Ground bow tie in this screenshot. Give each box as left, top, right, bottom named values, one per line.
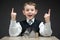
left=28, top=20, right=33, bottom=25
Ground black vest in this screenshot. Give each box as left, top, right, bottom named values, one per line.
left=19, top=19, right=41, bottom=36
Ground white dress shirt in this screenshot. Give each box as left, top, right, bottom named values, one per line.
left=9, top=18, right=52, bottom=37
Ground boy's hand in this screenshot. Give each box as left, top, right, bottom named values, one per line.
left=44, top=9, right=51, bottom=23
left=11, top=8, right=17, bottom=21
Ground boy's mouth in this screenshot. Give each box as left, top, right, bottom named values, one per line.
left=28, top=15, right=32, bottom=17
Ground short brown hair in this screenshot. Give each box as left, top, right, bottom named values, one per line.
left=23, top=2, right=37, bottom=10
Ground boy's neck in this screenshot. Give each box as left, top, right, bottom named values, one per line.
left=26, top=18, right=35, bottom=23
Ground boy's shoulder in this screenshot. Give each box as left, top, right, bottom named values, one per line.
left=20, top=19, right=41, bottom=23
left=17, top=19, right=41, bottom=23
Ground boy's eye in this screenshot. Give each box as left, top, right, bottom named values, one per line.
left=26, top=9, right=34, bottom=11
left=31, top=9, right=34, bottom=11
left=26, top=9, right=29, bottom=11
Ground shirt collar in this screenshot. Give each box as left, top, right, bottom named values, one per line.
left=26, top=18, right=35, bottom=23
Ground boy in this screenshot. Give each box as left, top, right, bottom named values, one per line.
left=9, top=2, right=52, bottom=37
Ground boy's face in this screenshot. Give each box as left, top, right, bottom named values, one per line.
left=23, top=5, right=38, bottom=20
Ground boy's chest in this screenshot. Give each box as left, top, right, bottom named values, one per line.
left=20, top=20, right=40, bottom=32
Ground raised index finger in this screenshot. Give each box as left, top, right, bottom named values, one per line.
left=11, top=8, right=14, bottom=13
left=48, top=9, right=51, bottom=15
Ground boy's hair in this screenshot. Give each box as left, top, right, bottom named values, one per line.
left=23, top=2, right=37, bottom=10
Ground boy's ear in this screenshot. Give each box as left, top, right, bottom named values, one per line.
left=22, top=10, right=25, bottom=15
left=35, top=9, right=38, bottom=14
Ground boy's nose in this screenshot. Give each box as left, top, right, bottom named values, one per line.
left=29, top=10, right=32, bottom=13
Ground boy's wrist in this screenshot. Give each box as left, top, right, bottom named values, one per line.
left=44, top=18, right=50, bottom=23
left=11, top=18, right=16, bottom=22
left=11, top=16, right=16, bottom=21
left=11, top=19, right=16, bottom=21
left=45, top=20, right=50, bottom=23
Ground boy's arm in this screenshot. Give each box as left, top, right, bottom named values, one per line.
left=39, top=22, right=52, bottom=36
left=9, top=8, right=22, bottom=36
left=39, top=9, right=52, bottom=36
left=9, top=20, right=22, bottom=36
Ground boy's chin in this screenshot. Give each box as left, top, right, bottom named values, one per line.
left=28, top=17, right=33, bottom=20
